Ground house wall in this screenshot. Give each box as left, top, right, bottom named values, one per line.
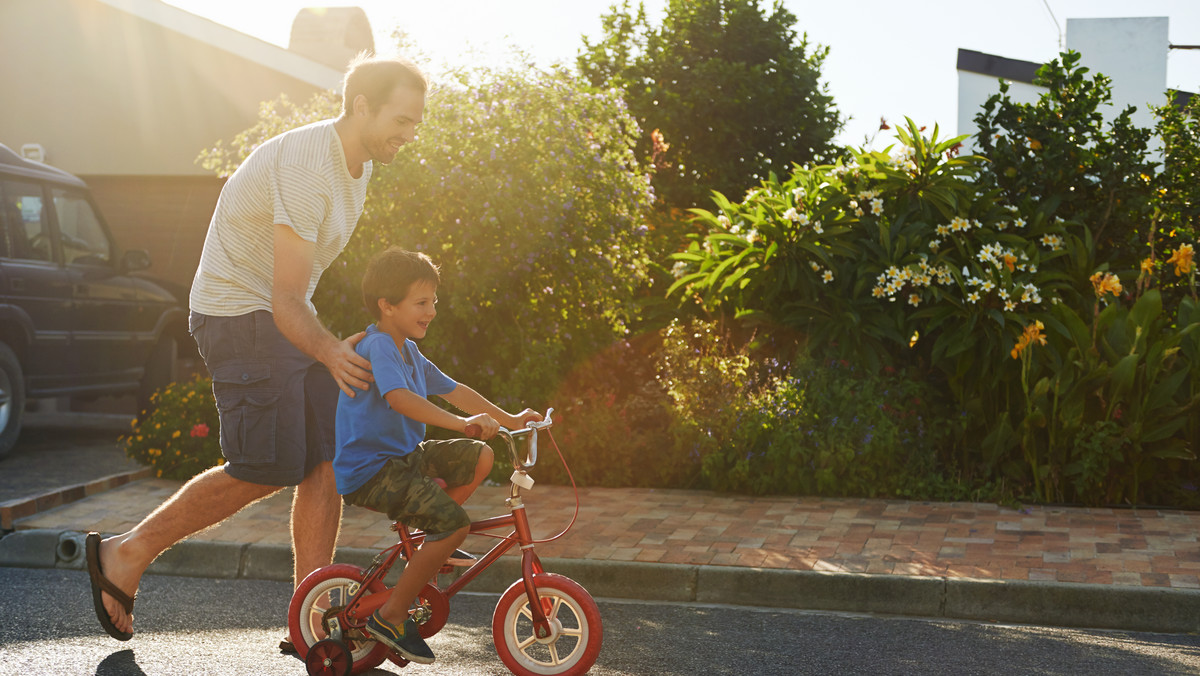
left=1066, top=17, right=1170, bottom=132
left=83, top=175, right=224, bottom=289
left=0, top=0, right=337, bottom=177
left=956, top=71, right=1044, bottom=154
left=0, top=0, right=345, bottom=293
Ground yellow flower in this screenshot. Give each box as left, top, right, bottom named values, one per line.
left=172, top=430, right=181, bottom=439
left=1166, top=244, right=1195, bottom=277
left=1011, top=320, right=1047, bottom=359
left=1140, top=257, right=1154, bottom=274
left=1089, top=271, right=1122, bottom=298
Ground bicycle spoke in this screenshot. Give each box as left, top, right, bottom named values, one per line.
left=517, top=634, right=538, bottom=651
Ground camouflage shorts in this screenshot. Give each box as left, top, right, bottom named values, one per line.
left=343, top=438, right=486, bottom=540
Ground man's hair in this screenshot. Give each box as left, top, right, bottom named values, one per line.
left=361, top=247, right=440, bottom=320
left=342, top=53, right=428, bottom=115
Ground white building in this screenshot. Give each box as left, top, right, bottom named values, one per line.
left=956, top=17, right=1191, bottom=154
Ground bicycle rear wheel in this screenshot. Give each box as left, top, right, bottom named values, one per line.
left=289, top=564, right=389, bottom=675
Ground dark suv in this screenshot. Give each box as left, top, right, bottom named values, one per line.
left=0, top=143, right=189, bottom=457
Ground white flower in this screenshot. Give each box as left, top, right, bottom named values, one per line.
left=1014, top=217, right=1027, bottom=228
left=937, top=224, right=950, bottom=236
left=671, top=261, right=688, bottom=279
left=797, top=212, right=811, bottom=226
left=783, top=208, right=799, bottom=222
left=792, top=186, right=806, bottom=201
left=1004, top=300, right=1016, bottom=311
left=967, top=292, right=980, bottom=303
left=908, top=293, right=921, bottom=307
left=929, top=239, right=941, bottom=252
left=871, top=198, right=884, bottom=215
left=950, top=216, right=970, bottom=232
left=812, top=222, right=824, bottom=234
left=717, top=214, right=731, bottom=229
left=822, top=270, right=834, bottom=283
left=811, top=261, right=822, bottom=272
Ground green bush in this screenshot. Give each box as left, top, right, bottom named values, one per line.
left=702, top=357, right=961, bottom=497
left=123, top=376, right=222, bottom=480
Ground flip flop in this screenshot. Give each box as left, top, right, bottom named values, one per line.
left=85, top=532, right=135, bottom=641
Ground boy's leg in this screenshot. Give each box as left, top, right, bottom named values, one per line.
left=377, top=526, right=468, bottom=626
left=442, top=445, right=493, bottom=505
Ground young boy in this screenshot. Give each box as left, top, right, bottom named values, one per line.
left=333, top=247, right=540, bottom=665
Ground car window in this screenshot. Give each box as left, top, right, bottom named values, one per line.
left=52, top=188, right=111, bottom=265
left=0, top=180, right=53, bottom=262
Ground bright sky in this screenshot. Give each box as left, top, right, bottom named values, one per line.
left=164, top=0, right=1200, bottom=147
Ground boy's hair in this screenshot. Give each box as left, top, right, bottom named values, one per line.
left=362, top=247, right=440, bottom=320
left=342, top=53, right=428, bottom=115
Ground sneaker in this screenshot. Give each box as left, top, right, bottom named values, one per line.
left=447, top=548, right=476, bottom=566
left=366, top=611, right=435, bottom=665
left=278, top=633, right=296, bottom=654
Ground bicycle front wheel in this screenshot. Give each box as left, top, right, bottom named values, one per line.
left=492, top=573, right=603, bottom=676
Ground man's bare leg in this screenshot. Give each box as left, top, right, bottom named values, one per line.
left=291, top=460, right=342, bottom=586
left=97, top=466, right=279, bottom=635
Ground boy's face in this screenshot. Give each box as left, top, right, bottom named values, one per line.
left=378, top=280, right=438, bottom=341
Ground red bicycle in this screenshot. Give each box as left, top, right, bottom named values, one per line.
left=287, top=409, right=603, bottom=676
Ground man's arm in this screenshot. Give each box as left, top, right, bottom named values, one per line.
left=272, top=223, right=372, bottom=396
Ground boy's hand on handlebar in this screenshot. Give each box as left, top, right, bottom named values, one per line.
left=510, top=409, right=543, bottom=429
left=464, top=413, right=499, bottom=440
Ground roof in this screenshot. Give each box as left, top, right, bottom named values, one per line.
left=94, top=0, right=343, bottom=90
left=956, top=47, right=1194, bottom=108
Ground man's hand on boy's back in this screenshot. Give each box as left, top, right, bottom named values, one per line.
left=324, top=331, right=374, bottom=397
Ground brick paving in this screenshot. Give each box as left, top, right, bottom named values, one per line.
left=13, top=478, right=1200, bottom=589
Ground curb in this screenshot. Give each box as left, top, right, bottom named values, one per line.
left=0, top=468, right=153, bottom=531
left=4, top=528, right=1199, bottom=634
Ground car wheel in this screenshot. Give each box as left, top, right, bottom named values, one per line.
left=0, top=341, right=25, bottom=459
left=138, top=336, right=178, bottom=418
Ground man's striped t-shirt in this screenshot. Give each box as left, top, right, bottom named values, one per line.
left=189, top=119, right=372, bottom=317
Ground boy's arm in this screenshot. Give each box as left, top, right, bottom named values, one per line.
left=384, top=388, right=499, bottom=437
left=440, top=384, right=542, bottom=430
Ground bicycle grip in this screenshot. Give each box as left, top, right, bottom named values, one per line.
left=464, top=424, right=482, bottom=439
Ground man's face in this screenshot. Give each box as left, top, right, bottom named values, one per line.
left=361, top=85, right=425, bottom=164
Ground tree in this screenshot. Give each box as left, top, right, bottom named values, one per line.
left=199, top=63, right=654, bottom=408
left=578, top=0, right=842, bottom=209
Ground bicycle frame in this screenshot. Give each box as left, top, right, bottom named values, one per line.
left=333, top=413, right=557, bottom=640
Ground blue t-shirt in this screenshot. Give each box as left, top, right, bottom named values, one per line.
left=334, top=324, right=457, bottom=495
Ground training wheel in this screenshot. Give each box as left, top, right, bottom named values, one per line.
left=306, top=638, right=353, bottom=676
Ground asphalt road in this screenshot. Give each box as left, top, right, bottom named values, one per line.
left=3, top=568, right=1200, bottom=676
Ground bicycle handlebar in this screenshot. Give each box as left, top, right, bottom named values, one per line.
left=498, top=408, right=554, bottom=469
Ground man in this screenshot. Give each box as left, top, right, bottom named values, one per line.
left=85, top=54, right=427, bottom=643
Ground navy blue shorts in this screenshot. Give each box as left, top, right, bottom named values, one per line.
left=189, top=310, right=338, bottom=486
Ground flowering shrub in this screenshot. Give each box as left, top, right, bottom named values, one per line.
left=668, top=62, right=1200, bottom=505
left=123, top=376, right=222, bottom=481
